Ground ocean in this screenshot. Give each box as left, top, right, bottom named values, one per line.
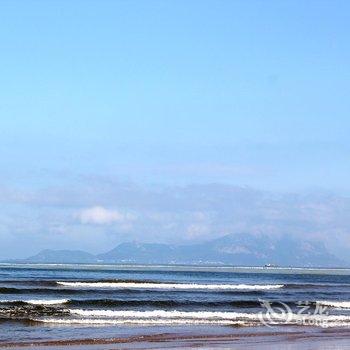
left=1, top=263, right=350, bottom=345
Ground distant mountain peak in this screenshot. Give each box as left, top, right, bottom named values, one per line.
left=10, top=233, right=346, bottom=268
left=22, top=249, right=96, bottom=264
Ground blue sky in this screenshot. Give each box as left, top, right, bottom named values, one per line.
left=0, top=1, right=350, bottom=258
left=1, top=0, right=350, bottom=190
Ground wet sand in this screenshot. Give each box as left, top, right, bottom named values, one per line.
left=2, top=326, right=350, bottom=349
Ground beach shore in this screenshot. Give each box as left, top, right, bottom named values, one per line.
left=2, top=326, right=350, bottom=349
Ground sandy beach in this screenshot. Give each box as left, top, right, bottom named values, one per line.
left=2, top=326, right=350, bottom=350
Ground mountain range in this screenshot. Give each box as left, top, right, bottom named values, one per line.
left=8, top=233, right=346, bottom=267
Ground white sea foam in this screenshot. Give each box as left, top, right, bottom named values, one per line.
left=317, top=301, right=350, bottom=309
left=36, top=317, right=350, bottom=327
left=69, top=309, right=258, bottom=320
left=67, top=308, right=350, bottom=326
left=57, top=281, right=284, bottom=290
left=34, top=308, right=350, bottom=328
left=36, top=318, right=253, bottom=326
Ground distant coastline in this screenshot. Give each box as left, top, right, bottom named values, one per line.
left=3, top=232, right=346, bottom=268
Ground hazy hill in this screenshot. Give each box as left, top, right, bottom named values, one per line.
left=97, top=242, right=176, bottom=264
left=21, top=249, right=97, bottom=264
left=13, top=233, right=345, bottom=267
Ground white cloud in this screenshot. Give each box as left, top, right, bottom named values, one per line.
left=77, top=206, right=134, bottom=225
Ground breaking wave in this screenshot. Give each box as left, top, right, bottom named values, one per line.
left=33, top=308, right=350, bottom=328
left=57, top=281, right=284, bottom=291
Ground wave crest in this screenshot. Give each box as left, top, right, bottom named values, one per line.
left=57, top=281, right=284, bottom=291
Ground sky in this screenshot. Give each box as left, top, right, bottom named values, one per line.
left=0, top=0, right=350, bottom=259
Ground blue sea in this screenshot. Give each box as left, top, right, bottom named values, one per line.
left=1, top=263, right=350, bottom=344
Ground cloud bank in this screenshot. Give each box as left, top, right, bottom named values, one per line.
left=0, top=178, right=349, bottom=261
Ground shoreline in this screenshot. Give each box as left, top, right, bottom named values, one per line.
left=2, top=326, right=350, bottom=349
